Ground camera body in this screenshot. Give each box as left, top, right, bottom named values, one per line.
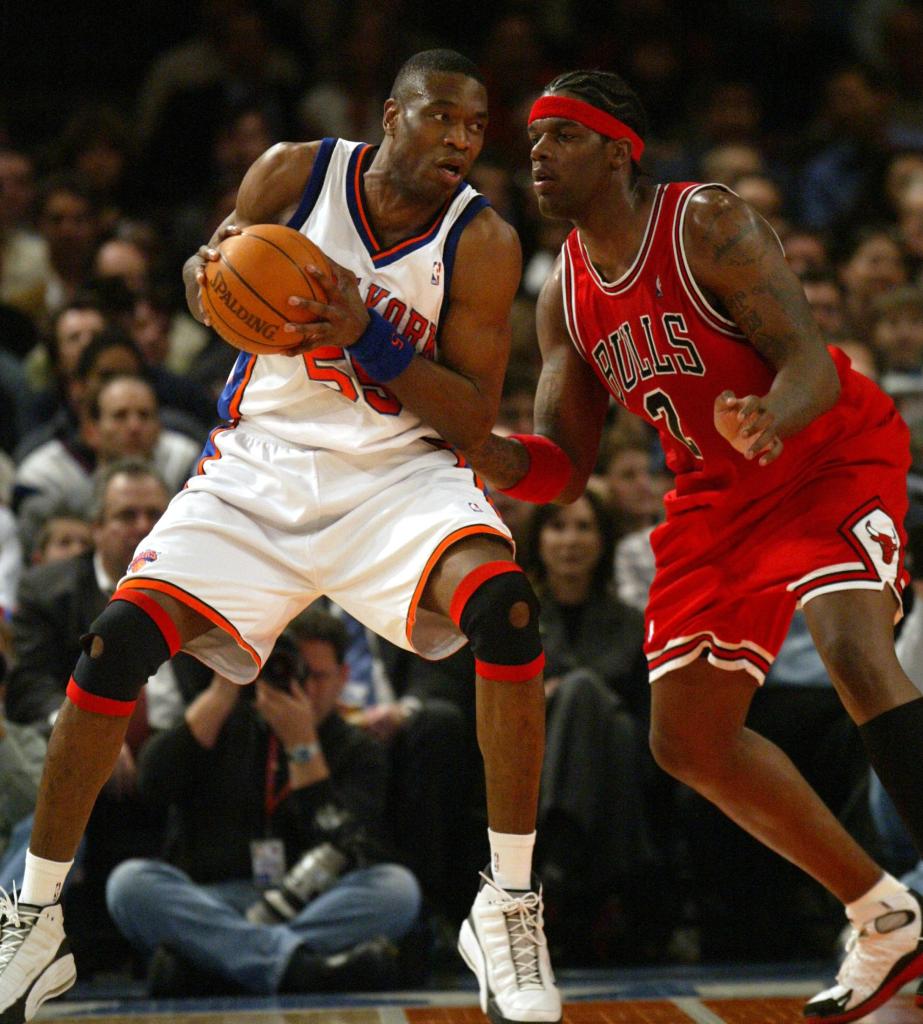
left=259, top=631, right=307, bottom=691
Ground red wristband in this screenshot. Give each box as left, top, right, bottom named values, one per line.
left=499, top=434, right=572, bottom=503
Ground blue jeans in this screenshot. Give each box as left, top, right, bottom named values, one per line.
left=105, top=858, right=421, bottom=994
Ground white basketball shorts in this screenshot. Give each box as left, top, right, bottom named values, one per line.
left=119, top=422, right=512, bottom=683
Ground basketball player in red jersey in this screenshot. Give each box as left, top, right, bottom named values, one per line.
left=465, top=70, right=923, bottom=1023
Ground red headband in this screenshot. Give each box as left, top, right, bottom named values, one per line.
left=528, top=95, right=645, bottom=162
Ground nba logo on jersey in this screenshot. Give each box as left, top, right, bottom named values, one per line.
left=431, top=261, right=442, bottom=286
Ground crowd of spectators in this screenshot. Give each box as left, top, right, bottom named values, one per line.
left=3, top=0, right=923, bottom=992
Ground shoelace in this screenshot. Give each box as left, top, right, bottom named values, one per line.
left=838, top=916, right=916, bottom=993
left=0, top=886, right=38, bottom=971
left=479, top=872, right=546, bottom=989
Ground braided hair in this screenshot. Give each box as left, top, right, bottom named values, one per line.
left=543, top=70, right=648, bottom=174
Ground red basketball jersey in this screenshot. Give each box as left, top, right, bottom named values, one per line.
left=561, top=182, right=911, bottom=681
left=559, top=182, right=900, bottom=516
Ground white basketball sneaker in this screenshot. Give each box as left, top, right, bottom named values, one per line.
left=458, top=870, right=562, bottom=1024
left=804, top=888, right=923, bottom=1022
left=0, top=889, right=76, bottom=1024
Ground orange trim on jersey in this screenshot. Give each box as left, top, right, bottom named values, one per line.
left=405, top=526, right=512, bottom=647
left=353, top=145, right=454, bottom=261
left=226, top=355, right=258, bottom=421
left=449, top=561, right=523, bottom=625
left=111, top=587, right=181, bottom=656
left=195, top=425, right=233, bottom=477
left=352, top=146, right=378, bottom=247
left=66, top=677, right=136, bottom=717
left=475, top=652, right=545, bottom=682
left=119, top=578, right=261, bottom=669
left=375, top=198, right=454, bottom=260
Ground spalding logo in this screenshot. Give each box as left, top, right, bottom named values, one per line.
left=128, top=549, right=160, bottom=573
left=211, top=268, right=279, bottom=339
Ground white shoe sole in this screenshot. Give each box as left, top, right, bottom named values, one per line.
left=23, top=953, right=76, bottom=1021
left=458, top=919, right=489, bottom=1015
left=457, top=918, right=561, bottom=1024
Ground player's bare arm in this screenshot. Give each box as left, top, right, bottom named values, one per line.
left=391, top=208, right=519, bottom=449
left=182, top=141, right=321, bottom=324
left=289, top=207, right=522, bottom=452
left=463, top=256, right=609, bottom=503
left=685, top=189, right=840, bottom=464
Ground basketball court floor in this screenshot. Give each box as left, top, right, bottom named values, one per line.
left=33, top=962, right=923, bottom=1024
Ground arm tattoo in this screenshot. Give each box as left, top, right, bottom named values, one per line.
left=699, top=199, right=821, bottom=367
left=710, top=219, right=760, bottom=267
left=723, top=290, right=764, bottom=338
left=534, top=358, right=567, bottom=437
left=465, top=433, right=530, bottom=487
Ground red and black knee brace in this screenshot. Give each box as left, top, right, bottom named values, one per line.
left=66, top=589, right=181, bottom=717
left=449, top=562, right=544, bottom=681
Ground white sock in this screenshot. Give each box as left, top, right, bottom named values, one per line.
left=20, top=851, right=74, bottom=906
left=488, top=828, right=535, bottom=891
left=846, top=872, right=909, bottom=923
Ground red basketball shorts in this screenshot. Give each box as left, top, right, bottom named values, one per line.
left=644, top=411, right=910, bottom=685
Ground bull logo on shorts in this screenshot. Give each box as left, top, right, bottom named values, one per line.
left=865, top=520, right=899, bottom=564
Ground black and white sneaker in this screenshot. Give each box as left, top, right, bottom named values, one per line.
left=804, top=888, right=923, bottom=1022
left=457, top=869, right=561, bottom=1024
left=0, top=888, right=76, bottom=1023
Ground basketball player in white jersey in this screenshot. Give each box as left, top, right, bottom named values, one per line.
left=0, top=51, right=560, bottom=1024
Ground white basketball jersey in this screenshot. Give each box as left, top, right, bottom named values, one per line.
left=216, top=138, right=489, bottom=453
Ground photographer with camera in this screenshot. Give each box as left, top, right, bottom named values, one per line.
left=104, top=607, right=421, bottom=997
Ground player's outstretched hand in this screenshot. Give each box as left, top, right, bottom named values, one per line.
left=280, top=258, right=371, bottom=355
left=714, top=391, right=783, bottom=466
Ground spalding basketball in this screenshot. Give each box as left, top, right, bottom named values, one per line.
left=201, top=224, right=330, bottom=355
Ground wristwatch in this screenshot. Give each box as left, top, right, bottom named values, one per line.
left=286, top=741, right=321, bottom=765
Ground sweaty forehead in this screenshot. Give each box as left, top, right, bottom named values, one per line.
left=403, top=71, right=487, bottom=109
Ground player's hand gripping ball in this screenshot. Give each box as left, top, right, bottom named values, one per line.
left=201, top=224, right=331, bottom=354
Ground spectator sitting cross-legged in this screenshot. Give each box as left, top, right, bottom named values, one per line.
left=105, top=607, right=421, bottom=997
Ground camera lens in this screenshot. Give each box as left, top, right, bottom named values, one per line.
left=261, top=633, right=305, bottom=690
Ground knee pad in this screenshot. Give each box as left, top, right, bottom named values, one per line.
left=67, top=589, right=181, bottom=716
left=449, top=562, right=544, bottom=682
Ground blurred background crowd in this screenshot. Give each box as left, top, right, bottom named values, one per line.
left=4, top=0, right=923, bottom=995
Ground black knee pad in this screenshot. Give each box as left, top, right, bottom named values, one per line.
left=67, top=589, right=181, bottom=716
left=451, top=562, right=544, bottom=681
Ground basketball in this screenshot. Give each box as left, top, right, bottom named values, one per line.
left=201, top=224, right=330, bottom=355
